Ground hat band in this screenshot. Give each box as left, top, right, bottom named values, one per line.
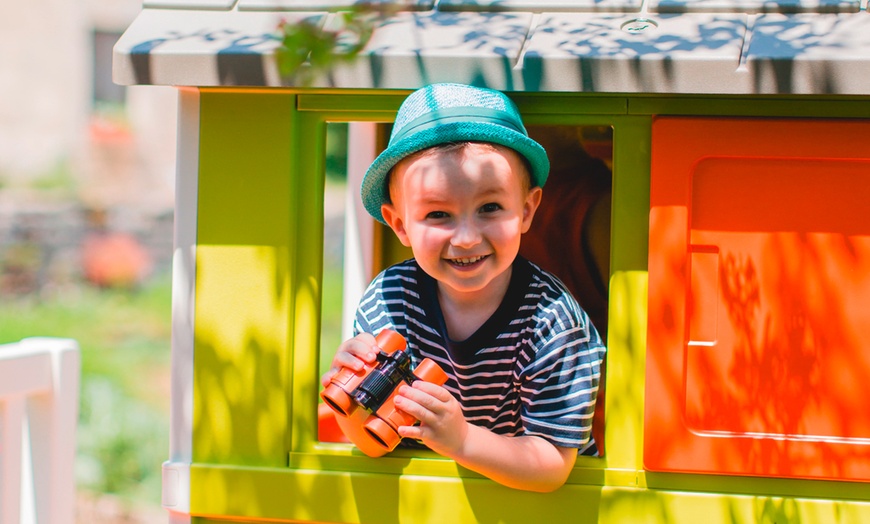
left=390, top=106, right=527, bottom=145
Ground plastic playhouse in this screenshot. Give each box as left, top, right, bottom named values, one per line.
left=114, top=1, right=870, bottom=522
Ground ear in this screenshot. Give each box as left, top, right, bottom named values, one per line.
left=381, top=203, right=412, bottom=247
left=521, top=186, right=543, bottom=234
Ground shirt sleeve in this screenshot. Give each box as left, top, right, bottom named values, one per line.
left=353, top=272, right=385, bottom=336
left=519, top=296, right=606, bottom=450
left=352, top=266, right=403, bottom=338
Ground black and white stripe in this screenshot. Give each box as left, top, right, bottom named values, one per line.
left=354, top=257, right=606, bottom=453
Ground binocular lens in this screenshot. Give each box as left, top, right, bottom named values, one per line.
left=364, top=416, right=401, bottom=450
left=366, top=428, right=389, bottom=448
left=323, top=395, right=348, bottom=416
left=321, top=384, right=356, bottom=417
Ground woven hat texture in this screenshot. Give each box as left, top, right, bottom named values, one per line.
left=361, top=83, right=549, bottom=224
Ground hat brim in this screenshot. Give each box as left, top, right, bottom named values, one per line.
left=361, top=121, right=550, bottom=224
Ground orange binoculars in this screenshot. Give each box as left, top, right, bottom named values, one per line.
left=321, top=329, right=448, bottom=455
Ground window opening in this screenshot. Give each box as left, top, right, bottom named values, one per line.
left=320, top=122, right=349, bottom=381
left=318, top=122, right=378, bottom=444
left=317, top=122, right=613, bottom=453
left=523, top=125, right=613, bottom=340
left=523, top=125, right=613, bottom=456
left=93, top=30, right=126, bottom=108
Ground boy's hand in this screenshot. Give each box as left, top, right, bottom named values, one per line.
left=320, top=333, right=380, bottom=388
left=394, top=381, right=469, bottom=457
left=394, top=380, right=577, bottom=493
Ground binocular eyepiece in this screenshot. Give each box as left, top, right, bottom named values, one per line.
left=352, top=349, right=412, bottom=412
left=320, top=329, right=448, bottom=454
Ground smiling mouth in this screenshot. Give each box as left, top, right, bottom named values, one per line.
left=448, top=255, right=489, bottom=267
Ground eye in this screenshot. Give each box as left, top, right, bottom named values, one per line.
left=480, top=203, right=502, bottom=214
left=426, top=211, right=449, bottom=220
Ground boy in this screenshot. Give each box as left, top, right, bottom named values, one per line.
left=321, top=83, right=606, bottom=492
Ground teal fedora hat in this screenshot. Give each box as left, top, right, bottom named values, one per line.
left=361, top=83, right=550, bottom=224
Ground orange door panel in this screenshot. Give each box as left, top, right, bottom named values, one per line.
left=646, top=117, right=870, bottom=481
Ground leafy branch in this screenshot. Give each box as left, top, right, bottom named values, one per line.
left=276, top=7, right=388, bottom=85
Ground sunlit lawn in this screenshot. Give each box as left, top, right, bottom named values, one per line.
left=0, top=273, right=172, bottom=507
left=319, top=262, right=345, bottom=376
left=0, top=258, right=346, bottom=512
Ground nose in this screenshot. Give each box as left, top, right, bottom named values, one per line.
left=451, top=216, right=482, bottom=249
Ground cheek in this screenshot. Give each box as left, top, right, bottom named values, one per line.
left=489, top=216, right=523, bottom=241
left=476, top=221, right=521, bottom=258
left=408, top=225, right=448, bottom=252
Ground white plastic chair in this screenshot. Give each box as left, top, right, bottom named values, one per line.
left=0, top=338, right=79, bottom=524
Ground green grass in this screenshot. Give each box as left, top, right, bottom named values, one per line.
left=0, top=274, right=172, bottom=506
left=0, top=238, right=347, bottom=504
left=319, top=262, right=345, bottom=377
left=0, top=274, right=172, bottom=407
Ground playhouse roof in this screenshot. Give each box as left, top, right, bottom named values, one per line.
left=113, top=0, right=870, bottom=94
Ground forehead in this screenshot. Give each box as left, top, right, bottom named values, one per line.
left=391, top=143, right=529, bottom=192
left=409, top=142, right=521, bottom=166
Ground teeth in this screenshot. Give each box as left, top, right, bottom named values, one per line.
left=453, top=256, right=485, bottom=265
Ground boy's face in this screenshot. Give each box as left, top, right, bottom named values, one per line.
left=381, top=143, right=542, bottom=302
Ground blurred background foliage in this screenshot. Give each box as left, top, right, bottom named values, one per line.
left=0, top=121, right=351, bottom=516
left=2, top=3, right=358, bottom=517
left=0, top=274, right=171, bottom=504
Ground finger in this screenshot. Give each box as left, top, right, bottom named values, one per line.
left=331, top=337, right=379, bottom=373
left=397, top=384, right=430, bottom=407
left=410, top=381, right=453, bottom=403
left=343, top=334, right=380, bottom=362
left=393, top=392, right=432, bottom=423
left=333, top=352, right=368, bottom=373
left=397, top=424, right=425, bottom=440
left=321, top=367, right=337, bottom=388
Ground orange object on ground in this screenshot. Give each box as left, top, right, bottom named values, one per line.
left=81, top=232, right=152, bottom=288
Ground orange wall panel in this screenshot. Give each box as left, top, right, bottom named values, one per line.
left=645, top=117, right=870, bottom=481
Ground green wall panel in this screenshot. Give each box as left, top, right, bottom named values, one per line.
left=194, top=91, right=297, bottom=466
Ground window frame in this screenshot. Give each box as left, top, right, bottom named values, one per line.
left=288, top=92, right=647, bottom=486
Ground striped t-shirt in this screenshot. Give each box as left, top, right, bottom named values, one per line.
left=353, top=256, right=606, bottom=454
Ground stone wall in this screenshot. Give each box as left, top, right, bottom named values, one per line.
left=0, top=195, right=173, bottom=295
